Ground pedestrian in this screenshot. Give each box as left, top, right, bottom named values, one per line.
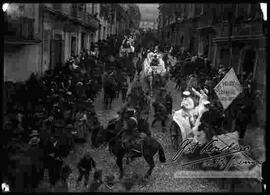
left=165, top=92, right=173, bottom=115
left=76, top=152, right=96, bottom=187
left=54, top=163, right=72, bottom=192
left=26, top=130, right=45, bottom=190
left=121, top=80, right=129, bottom=102
left=88, top=169, right=103, bottom=192
left=45, top=135, right=63, bottom=191
left=151, top=102, right=168, bottom=132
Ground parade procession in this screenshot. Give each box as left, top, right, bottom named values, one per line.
left=2, top=2, right=267, bottom=193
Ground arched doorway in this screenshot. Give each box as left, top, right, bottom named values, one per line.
left=241, top=47, right=256, bottom=80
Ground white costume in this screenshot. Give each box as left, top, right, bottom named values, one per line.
left=143, top=52, right=166, bottom=77
left=173, top=109, right=192, bottom=140
left=173, top=90, right=210, bottom=145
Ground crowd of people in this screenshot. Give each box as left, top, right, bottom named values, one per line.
left=2, top=32, right=139, bottom=192
left=167, top=46, right=264, bottom=143
left=3, top=29, right=265, bottom=192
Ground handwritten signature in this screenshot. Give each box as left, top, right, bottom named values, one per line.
left=172, top=139, right=262, bottom=170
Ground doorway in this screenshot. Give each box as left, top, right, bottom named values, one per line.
left=71, top=36, right=76, bottom=56
left=81, top=32, right=86, bottom=50
left=51, top=34, right=63, bottom=68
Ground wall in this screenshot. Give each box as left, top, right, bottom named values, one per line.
left=4, top=44, right=40, bottom=82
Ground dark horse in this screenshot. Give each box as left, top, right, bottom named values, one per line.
left=94, top=117, right=165, bottom=179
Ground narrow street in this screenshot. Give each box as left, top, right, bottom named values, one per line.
left=61, top=57, right=221, bottom=192
left=3, top=3, right=266, bottom=193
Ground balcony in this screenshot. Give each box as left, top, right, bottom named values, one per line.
left=71, top=7, right=99, bottom=31
left=4, top=16, right=41, bottom=45
left=44, top=5, right=99, bottom=31
left=77, top=12, right=99, bottom=30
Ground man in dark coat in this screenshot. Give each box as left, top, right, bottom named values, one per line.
left=76, top=152, right=96, bottom=187
left=121, top=80, right=129, bottom=102
left=26, top=132, right=45, bottom=190
left=165, top=92, right=173, bottom=115
left=151, top=102, right=168, bottom=132
left=44, top=135, right=63, bottom=190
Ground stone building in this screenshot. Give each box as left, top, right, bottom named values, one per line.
left=4, top=3, right=42, bottom=82
left=41, top=3, right=100, bottom=71
left=158, top=3, right=267, bottom=123
left=4, top=3, right=140, bottom=82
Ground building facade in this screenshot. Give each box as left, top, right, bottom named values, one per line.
left=4, top=3, right=42, bottom=82
left=158, top=3, right=267, bottom=122
left=41, top=3, right=100, bottom=71
left=4, top=3, right=140, bottom=82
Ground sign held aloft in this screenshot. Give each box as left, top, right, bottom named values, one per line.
left=214, top=68, right=242, bottom=110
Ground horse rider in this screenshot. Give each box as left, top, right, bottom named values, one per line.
left=121, top=116, right=143, bottom=156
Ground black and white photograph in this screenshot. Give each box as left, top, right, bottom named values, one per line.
left=2, top=2, right=267, bottom=192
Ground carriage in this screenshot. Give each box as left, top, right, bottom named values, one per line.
left=119, top=39, right=135, bottom=58
left=142, top=52, right=167, bottom=95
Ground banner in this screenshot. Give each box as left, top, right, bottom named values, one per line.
left=214, top=68, right=242, bottom=110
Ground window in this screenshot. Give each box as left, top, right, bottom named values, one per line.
left=71, top=36, right=76, bottom=56
left=92, top=4, right=95, bottom=14
left=81, top=33, right=85, bottom=50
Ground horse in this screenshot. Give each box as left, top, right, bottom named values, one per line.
left=94, top=127, right=165, bottom=179
left=93, top=114, right=163, bottom=179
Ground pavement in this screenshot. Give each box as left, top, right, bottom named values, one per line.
left=36, top=56, right=264, bottom=192
left=62, top=58, right=222, bottom=192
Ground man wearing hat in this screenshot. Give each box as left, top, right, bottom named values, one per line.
left=121, top=116, right=142, bottom=155
left=180, top=91, right=195, bottom=111
left=44, top=134, right=63, bottom=190
left=76, top=152, right=96, bottom=187
left=151, top=101, right=168, bottom=132
left=27, top=130, right=45, bottom=189
left=61, top=124, right=75, bottom=155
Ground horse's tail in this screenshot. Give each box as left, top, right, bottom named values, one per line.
left=158, top=143, right=166, bottom=163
